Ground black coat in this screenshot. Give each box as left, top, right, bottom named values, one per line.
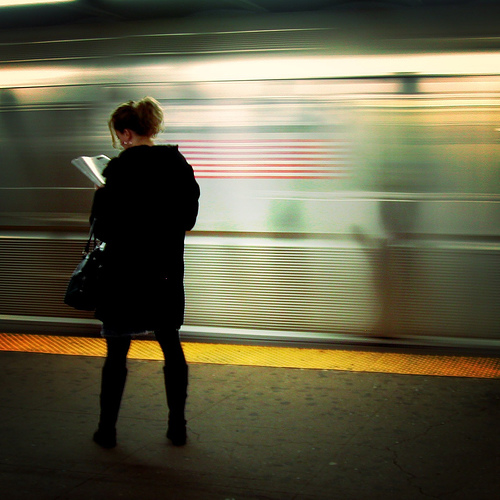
left=90, top=145, right=200, bottom=333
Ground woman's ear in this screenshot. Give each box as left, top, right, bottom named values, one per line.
left=123, top=129, right=133, bottom=142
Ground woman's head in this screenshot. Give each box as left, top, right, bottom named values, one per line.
left=109, top=96, right=164, bottom=148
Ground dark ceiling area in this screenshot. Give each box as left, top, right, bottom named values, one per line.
left=1, top=0, right=499, bottom=30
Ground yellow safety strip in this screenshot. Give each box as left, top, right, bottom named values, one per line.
left=0, top=332, right=499, bottom=379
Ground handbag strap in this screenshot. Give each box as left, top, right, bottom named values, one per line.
left=83, top=219, right=97, bottom=255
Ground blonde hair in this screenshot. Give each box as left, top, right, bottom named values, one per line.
left=108, top=96, right=164, bottom=148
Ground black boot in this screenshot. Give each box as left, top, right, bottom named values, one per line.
left=93, top=364, right=127, bottom=449
left=163, top=365, right=188, bottom=446
left=93, top=427, right=117, bottom=449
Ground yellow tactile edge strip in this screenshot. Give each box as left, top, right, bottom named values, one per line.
left=1, top=332, right=499, bottom=378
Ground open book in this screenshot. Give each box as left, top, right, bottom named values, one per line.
left=72, top=155, right=110, bottom=186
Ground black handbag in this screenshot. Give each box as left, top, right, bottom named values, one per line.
left=64, top=220, right=105, bottom=311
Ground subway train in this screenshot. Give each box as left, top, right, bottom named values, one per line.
left=0, top=10, right=499, bottom=347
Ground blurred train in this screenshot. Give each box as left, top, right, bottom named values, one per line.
left=0, top=9, right=499, bottom=347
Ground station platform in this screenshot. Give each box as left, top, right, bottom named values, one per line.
left=0, top=333, right=499, bottom=500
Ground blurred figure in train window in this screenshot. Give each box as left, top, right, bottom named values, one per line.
left=90, top=96, right=200, bottom=448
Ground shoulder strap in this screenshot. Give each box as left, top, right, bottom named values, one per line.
left=83, top=219, right=97, bottom=255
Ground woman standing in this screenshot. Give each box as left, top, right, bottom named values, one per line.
left=90, top=97, right=200, bottom=448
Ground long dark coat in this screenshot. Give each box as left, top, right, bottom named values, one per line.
left=90, top=145, right=200, bottom=333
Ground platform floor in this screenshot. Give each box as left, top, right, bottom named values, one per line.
left=1, top=335, right=499, bottom=499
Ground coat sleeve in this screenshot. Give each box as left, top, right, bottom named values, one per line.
left=89, top=187, right=112, bottom=242
left=177, top=151, right=200, bottom=232
left=184, top=174, right=200, bottom=232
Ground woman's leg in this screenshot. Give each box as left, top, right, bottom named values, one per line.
left=93, top=336, right=131, bottom=448
left=155, top=329, right=188, bottom=446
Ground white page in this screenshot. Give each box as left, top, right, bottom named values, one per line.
left=71, top=155, right=110, bottom=186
